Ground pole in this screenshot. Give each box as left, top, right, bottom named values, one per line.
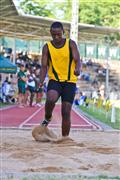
left=111, top=104, right=116, bottom=123
left=70, top=0, right=79, bottom=44
left=105, top=56, right=109, bottom=99
left=105, top=36, right=110, bottom=99
left=13, top=34, right=16, bottom=64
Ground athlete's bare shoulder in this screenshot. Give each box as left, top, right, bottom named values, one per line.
left=41, top=43, right=49, bottom=63
left=42, top=43, right=49, bottom=53
left=69, top=39, right=78, bottom=49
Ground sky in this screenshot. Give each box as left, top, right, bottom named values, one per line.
left=13, top=0, right=24, bottom=14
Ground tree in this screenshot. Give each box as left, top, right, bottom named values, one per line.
left=20, top=0, right=71, bottom=20
left=20, top=0, right=54, bottom=17
left=20, top=0, right=120, bottom=28
left=79, top=0, right=120, bottom=28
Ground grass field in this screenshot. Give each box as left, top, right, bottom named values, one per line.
left=2, top=174, right=120, bottom=180
left=79, top=104, right=120, bottom=130
left=0, top=102, right=12, bottom=108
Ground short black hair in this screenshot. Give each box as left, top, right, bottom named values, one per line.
left=20, top=64, right=25, bottom=67
left=50, top=21, right=64, bottom=31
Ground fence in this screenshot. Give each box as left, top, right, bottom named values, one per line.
left=78, top=43, right=120, bottom=60
left=79, top=98, right=120, bottom=129
left=0, top=37, right=120, bottom=60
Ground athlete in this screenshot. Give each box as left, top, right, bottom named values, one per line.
left=40, top=21, right=81, bottom=137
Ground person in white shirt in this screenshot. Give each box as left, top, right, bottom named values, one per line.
left=27, top=69, right=36, bottom=107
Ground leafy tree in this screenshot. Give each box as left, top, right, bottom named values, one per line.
left=20, top=0, right=72, bottom=20
left=79, top=0, right=120, bottom=28
left=20, top=0, right=120, bottom=28
left=20, top=0, right=54, bottom=17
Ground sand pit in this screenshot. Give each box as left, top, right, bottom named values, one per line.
left=32, top=125, right=75, bottom=143
left=32, top=125, right=58, bottom=142
left=0, top=129, right=120, bottom=179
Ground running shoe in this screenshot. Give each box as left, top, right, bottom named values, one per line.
left=41, top=118, right=52, bottom=127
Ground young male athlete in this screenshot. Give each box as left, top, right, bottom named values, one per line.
left=40, top=21, right=81, bottom=137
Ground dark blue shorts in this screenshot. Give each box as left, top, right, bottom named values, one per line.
left=28, top=86, right=35, bottom=93
left=18, top=85, right=26, bottom=94
left=47, top=79, right=76, bottom=104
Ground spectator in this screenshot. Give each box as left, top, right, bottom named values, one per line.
left=84, top=73, right=91, bottom=82
left=91, top=75, right=98, bottom=86
left=74, top=92, right=80, bottom=105
left=92, top=89, right=98, bottom=100
left=2, top=77, right=9, bottom=102
left=17, top=64, right=27, bottom=107
left=86, top=59, right=93, bottom=68
left=27, top=68, right=36, bottom=107
left=99, top=84, right=105, bottom=100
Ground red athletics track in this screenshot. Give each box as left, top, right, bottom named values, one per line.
left=0, top=104, right=102, bottom=130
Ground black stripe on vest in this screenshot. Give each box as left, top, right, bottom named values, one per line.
left=48, top=48, right=59, bottom=81
left=68, top=39, right=73, bottom=81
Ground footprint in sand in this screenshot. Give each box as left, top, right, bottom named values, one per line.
left=32, top=125, right=77, bottom=145
left=87, top=147, right=119, bottom=154
left=32, top=125, right=58, bottom=142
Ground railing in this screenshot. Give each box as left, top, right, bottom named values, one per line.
left=78, top=98, right=120, bottom=129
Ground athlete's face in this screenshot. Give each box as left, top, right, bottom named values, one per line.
left=50, top=27, right=64, bottom=43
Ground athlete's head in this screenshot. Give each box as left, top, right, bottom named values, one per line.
left=50, top=22, right=64, bottom=43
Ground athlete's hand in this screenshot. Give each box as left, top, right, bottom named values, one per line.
left=74, top=68, right=80, bottom=76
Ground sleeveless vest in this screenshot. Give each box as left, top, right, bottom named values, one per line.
left=47, top=39, right=77, bottom=83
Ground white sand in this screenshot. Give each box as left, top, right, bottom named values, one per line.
left=0, top=129, right=120, bottom=178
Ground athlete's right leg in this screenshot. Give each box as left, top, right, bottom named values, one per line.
left=41, top=90, right=59, bottom=126
left=41, top=80, right=61, bottom=126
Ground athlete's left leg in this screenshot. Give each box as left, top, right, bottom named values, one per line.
left=61, top=82, right=76, bottom=137
left=61, top=102, right=72, bottom=136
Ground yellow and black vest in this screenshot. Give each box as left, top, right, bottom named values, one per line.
left=47, top=39, right=77, bottom=83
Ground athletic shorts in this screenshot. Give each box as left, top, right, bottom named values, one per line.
left=18, top=85, right=26, bottom=94
left=47, top=79, right=76, bottom=104
left=28, top=86, right=35, bottom=93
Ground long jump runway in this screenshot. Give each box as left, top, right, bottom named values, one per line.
left=0, top=104, right=102, bottom=130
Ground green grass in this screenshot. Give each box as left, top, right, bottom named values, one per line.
left=79, top=105, right=120, bottom=130
left=0, top=102, right=12, bottom=108
left=3, top=175, right=120, bottom=180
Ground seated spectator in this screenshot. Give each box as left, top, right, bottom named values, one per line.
left=99, top=84, right=105, bottom=100
left=91, top=75, right=98, bottom=86
left=92, top=89, right=98, bottom=100
left=84, top=73, right=91, bottom=82
left=74, top=92, right=80, bottom=106
left=86, top=59, right=93, bottom=67
left=79, top=72, right=91, bottom=82
left=74, top=92, right=87, bottom=106
left=2, top=77, right=9, bottom=102
left=98, top=68, right=106, bottom=76
left=79, top=92, right=85, bottom=105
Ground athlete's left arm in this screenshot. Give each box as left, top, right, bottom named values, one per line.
left=70, top=39, right=81, bottom=76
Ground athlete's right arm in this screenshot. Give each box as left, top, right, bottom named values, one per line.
left=39, top=44, right=49, bottom=86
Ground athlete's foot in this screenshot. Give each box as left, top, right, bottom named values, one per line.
left=41, top=119, right=51, bottom=127
left=55, top=136, right=74, bottom=143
